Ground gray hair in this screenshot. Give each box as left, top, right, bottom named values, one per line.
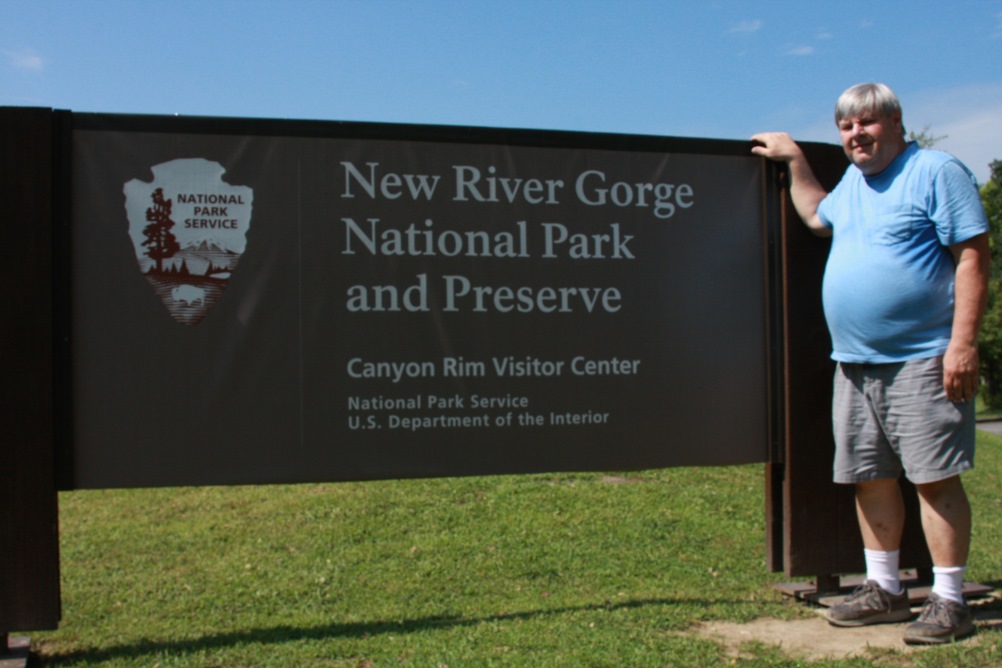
left=834, top=83, right=905, bottom=136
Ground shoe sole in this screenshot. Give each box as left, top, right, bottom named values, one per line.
left=903, top=620, right=975, bottom=645
left=825, top=608, right=914, bottom=627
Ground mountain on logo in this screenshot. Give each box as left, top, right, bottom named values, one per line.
left=186, top=237, right=233, bottom=253
left=172, top=238, right=241, bottom=277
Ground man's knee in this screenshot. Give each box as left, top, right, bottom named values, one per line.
left=855, top=477, right=901, bottom=499
left=915, top=474, right=963, bottom=497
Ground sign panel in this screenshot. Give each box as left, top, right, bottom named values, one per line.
left=67, top=117, right=773, bottom=488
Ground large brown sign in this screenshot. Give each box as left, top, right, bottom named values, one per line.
left=66, top=115, right=777, bottom=488
left=8, top=108, right=891, bottom=637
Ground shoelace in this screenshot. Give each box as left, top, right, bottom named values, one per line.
left=845, top=582, right=883, bottom=604
left=917, top=597, right=958, bottom=626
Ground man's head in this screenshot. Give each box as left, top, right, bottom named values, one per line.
left=834, top=83, right=908, bottom=175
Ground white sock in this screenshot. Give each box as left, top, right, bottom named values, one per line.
left=932, top=565, right=967, bottom=604
left=864, top=548, right=903, bottom=594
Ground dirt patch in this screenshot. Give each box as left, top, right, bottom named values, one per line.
left=692, top=596, right=1002, bottom=661
left=695, top=613, right=916, bottom=661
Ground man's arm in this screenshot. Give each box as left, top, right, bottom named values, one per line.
left=945, top=232, right=991, bottom=403
left=751, top=132, right=831, bottom=237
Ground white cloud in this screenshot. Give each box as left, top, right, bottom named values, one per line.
left=729, top=19, right=763, bottom=34
left=921, top=111, right=1002, bottom=184
left=4, top=48, right=44, bottom=71
left=906, top=83, right=1002, bottom=183
left=785, top=45, right=815, bottom=56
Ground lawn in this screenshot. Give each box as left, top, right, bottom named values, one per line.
left=31, top=431, right=1002, bottom=667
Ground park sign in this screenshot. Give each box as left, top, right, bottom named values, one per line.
left=7, top=108, right=869, bottom=636
left=63, top=113, right=780, bottom=489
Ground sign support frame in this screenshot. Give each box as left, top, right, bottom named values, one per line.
left=0, top=107, right=63, bottom=643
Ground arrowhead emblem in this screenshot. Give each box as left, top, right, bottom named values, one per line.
left=123, top=159, right=253, bottom=325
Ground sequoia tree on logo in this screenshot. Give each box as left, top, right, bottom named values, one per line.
left=124, top=159, right=254, bottom=325
left=142, top=188, right=181, bottom=272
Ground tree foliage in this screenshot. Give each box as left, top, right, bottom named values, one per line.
left=908, top=125, right=947, bottom=148
left=979, top=160, right=1002, bottom=408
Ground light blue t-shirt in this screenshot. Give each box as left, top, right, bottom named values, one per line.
left=817, top=142, right=988, bottom=363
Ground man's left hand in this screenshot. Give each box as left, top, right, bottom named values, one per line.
left=944, top=342, right=980, bottom=403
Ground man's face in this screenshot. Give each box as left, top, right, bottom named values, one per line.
left=837, top=111, right=906, bottom=175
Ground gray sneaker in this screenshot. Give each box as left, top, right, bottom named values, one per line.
left=903, top=593, right=975, bottom=645
left=824, top=580, right=913, bottom=627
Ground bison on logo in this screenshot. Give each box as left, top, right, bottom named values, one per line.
left=123, top=159, right=253, bottom=325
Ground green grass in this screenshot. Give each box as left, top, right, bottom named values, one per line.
left=32, top=433, right=1002, bottom=667
left=976, top=394, right=1002, bottom=421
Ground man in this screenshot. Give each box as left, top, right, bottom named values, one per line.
left=752, top=82, right=990, bottom=645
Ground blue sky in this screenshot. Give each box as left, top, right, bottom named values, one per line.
left=4, top=0, right=1002, bottom=182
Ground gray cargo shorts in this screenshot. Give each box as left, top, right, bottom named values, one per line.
left=832, top=355, right=975, bottom=485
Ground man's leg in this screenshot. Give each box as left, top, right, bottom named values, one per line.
left=824, top=478, right=912, bottom=626
left=855, top=478, right=907, bottom=595
left=855, top=478, right=905, bottom=552
left=917, top=474, right=971, bottom=604
left=915, top=474, right=971, bottom=568
left=903, top=474, right=975, bottom=644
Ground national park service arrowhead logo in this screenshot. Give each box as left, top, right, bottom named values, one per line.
left=124, top=159, right=253, bottom=325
